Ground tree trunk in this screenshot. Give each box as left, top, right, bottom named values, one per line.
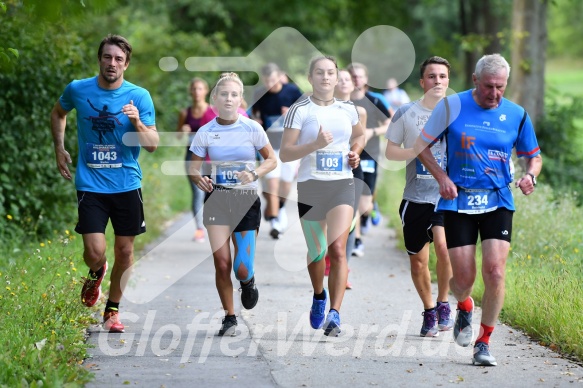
left=510, top=0, right=548, bottom=126
left=482, top=0, right=502, bottom=54
left=459, top=0, right=481, bottom=88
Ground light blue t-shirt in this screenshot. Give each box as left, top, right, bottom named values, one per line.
left=59, top=76, right=156, bottom=193
left=421, top=90, right=540, bottom=212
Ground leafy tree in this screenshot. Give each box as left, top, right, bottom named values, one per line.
left=547, top=0, right=583, bottom=58
left=0, top=3, right=94, bottom=238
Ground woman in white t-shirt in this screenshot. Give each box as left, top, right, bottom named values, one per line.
left=280, top=56, right=365, bottom=336
left=189, top=72, right=277, bottom=337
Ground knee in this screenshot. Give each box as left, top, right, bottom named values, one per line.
left=327, top=243, right=346, bottom=263
left=236, top=265, right=249, bottom=282
left=434, top=242, right=449, bottom=260
left=451, top=272, right=474, bottom=291
left=84, top=245, right=106, bottom=262
left=483, top=265, right=505, bottom=286
left=114, top=244, right=134, bottom=262
left=409, top=255, right=426, bottom=274
left=214, top=257, right=232, bottom=277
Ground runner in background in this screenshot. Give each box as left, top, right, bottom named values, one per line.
left=332, top=69, right=367, bottom=290
left=176, top=78, right=214, bottom=243
left=348, top=63, right=391, bottom=257
left=385, top=56, right=454, bottom=337
left=251, top=63, right=304, bottom=239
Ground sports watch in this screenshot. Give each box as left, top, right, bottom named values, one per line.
left=526, top=172, right=537, bottom=186
left=250, top=170, right=259, bottom=181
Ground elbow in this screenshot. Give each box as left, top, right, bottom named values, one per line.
left=279, top=150, right=290, bottom=163
left=266, top=157, right=278, bottom=173
left=144, top=144, right=158, bottom=153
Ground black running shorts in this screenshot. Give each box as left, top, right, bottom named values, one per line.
left=444, top=208, right=513, bottom=248
left=75, top=189, right=146, bottom=236
left=399, top=200, right=444, bottom=255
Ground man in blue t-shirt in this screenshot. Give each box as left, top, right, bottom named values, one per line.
left=50, top=34, right=159, bottom=334
left=414, top=54, right=542, bottom=367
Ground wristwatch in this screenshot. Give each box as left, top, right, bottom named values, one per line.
left=250, top=170, right=259, bottom=181
left=526, top=172, right=537, bottom=186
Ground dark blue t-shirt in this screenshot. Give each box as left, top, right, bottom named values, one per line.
left=251, top=83, right=303, bottom=148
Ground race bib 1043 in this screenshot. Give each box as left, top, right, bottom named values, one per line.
left=86, top=143, right=122, bottom=168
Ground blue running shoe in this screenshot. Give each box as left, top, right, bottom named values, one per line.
left=453, top=297, right=474, bottom=347
left=323, top=310, right=341, bottom=337
left=309, top=289, right=327, bottom=329
left=472, top=342, right=497, bottom=366
left=437, top=302, right=454, bottom=331
left=420, top=309, right=439, bottom=337
left=371, top=202, right=382, bottom=226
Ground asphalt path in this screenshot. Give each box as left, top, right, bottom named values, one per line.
left=85, top=195, right=583, bottom=387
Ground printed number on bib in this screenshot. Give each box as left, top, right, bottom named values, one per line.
left=457, top=188, right=499, bottom=214
left=415, top=159, right=433, bottom=179
left=416, top=151, right=442, bottom=179
left=314, top=150, right=343, bottom=174
left=86, top=143, right=121, bottom=168
left=215, top=163, right=245, bottom=186
left=360, top=159, right=375, bottom=174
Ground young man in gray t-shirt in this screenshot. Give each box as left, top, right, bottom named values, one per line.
left=385, top=56, right=454, bottom=338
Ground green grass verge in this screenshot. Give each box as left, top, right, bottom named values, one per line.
left=545, top=58, right=583, bottom=97
left=0, top=145, right=191, bottom=386
left=376, top=163, right=583, bottom=362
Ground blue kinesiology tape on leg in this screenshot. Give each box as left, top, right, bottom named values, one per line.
left=233, top=231, right=256, bottom=282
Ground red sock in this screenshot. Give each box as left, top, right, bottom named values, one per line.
left=476, top=323, right=494, bottom=344
left=457, top=297, right=473, bottom=312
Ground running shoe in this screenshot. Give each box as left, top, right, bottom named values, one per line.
left=278, top=207, right=288, bottom=232
left=240, top=276, right=259, bottom=310
left=81, top=262, right=108, bottom=307
left=352, top=239, right=364, bottom=257
left=371, top=202, right=382, bottom=226
left=472, top=342, right=497, bottom=366
left=437, top=302, right=454, bottom=331
left=323, top=310, right=341, bottom=337
left=218, top=315, right=238, bottom=337
left=270, top=218, right=281, bottom=240
left=345, top=280, right=353, bottom=290
left=309, top=289, right=327, bottom=329
left=420, top=309, right=439, bottom=337
left=193, top=228, right=205, bottom=243
left=103, top=309, right=125, bottom=333
left=453, top=296, right=474, bottom=347
left=360, top=222, right=369, bottom=235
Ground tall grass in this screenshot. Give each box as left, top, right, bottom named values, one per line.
left=377, top=164, right=583, bottom=361
left=501, top=184, right=583, bottom=359
left=0, top=145, right=191, bottom=386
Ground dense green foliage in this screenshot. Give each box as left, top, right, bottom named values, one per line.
left=1, top=0, right=583, bottom=384
left=548, top=0, right=583, bottom=58
left=536, top=90, right=583, bottom=200
left=0, top=17, right=89, bottom=239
